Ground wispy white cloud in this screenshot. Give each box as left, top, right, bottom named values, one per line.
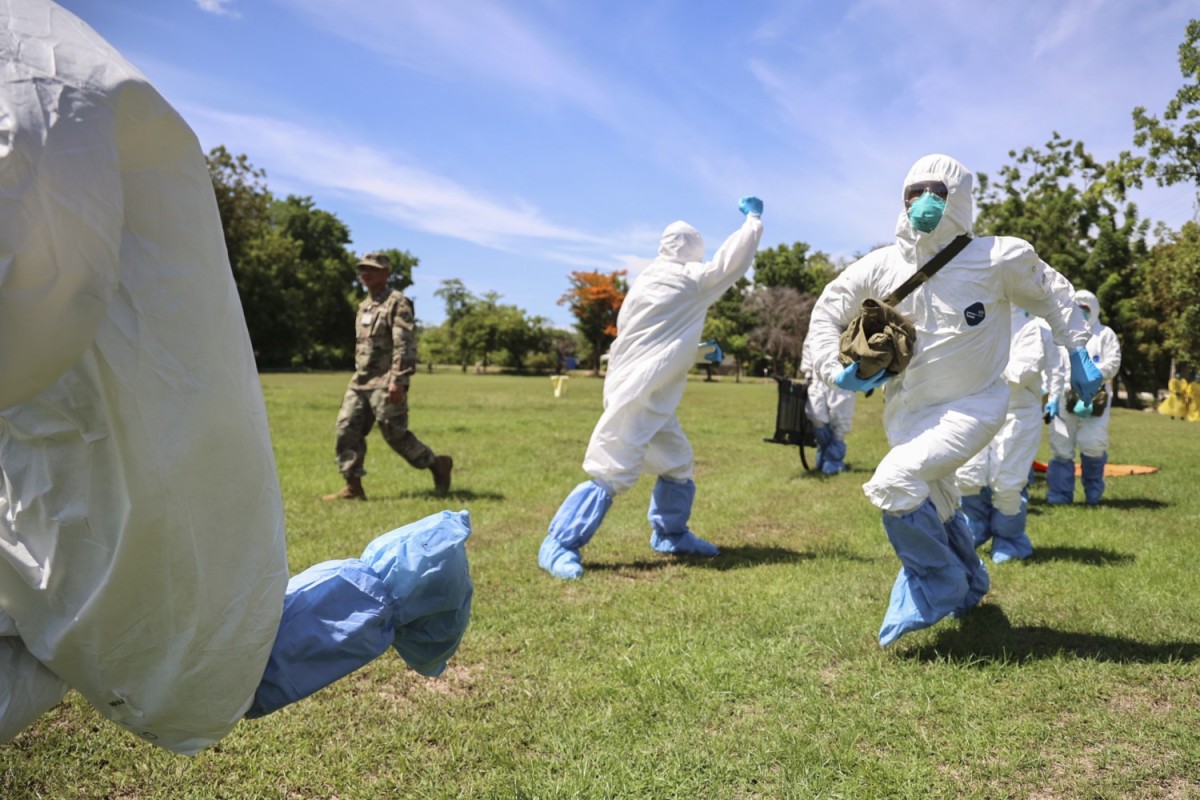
left=194, top=0, right=238, bottom=18
left=180, top=105, right=650, bottom=257
left=270, top=0, right=621, bottom=126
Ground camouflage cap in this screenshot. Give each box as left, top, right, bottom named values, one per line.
left=357, top=252, right=392, bottom=271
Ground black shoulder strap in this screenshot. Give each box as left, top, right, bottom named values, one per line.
left=883, top=234, right=972, bottom=306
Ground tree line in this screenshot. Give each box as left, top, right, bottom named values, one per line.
left=209, top=19, right=1200, bottom=398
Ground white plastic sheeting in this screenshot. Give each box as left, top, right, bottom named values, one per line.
left=1, top=0, right=288, bottom=753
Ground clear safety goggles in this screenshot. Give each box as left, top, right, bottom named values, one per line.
left=903, top=180, right=949, bottom=207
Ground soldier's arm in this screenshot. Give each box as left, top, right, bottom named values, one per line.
left=389, top=295, right=417, bottom=388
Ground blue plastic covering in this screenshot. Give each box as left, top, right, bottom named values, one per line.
left=990, top=508, right=1033, bottom=563
left=961, top=488, right=993, bottom=547
left=247, top=510, right=473, bottom=718
left=821, top=435, right=847, bottom=475
left=1068, top=348, right=1104, bottom=403
left=539, top=480, right=613, bottom=579
left=877, top=500, right=989, bottom=646
left=648, top=477, right=719, bottom=556
left=1046, top=457, right=1076, bottom=505
left=1080, top=451, right=1108, bottom=505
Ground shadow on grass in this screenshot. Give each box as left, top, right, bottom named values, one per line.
left=906, top=604, right=1200, bottom=664
left=1028, top=497, right=1168, bottom=512
left=1025, top=545, right=1135, bottom=566
left=589, top=543, right=872, bottom=574
left=375, top=488, right=507, bottom=502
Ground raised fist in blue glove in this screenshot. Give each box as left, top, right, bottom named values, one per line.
left=738, top=196, right=764, bottom=217
left=1068, top=348, right=1103, bottom=404
left=835, top=361, right=890, bottom=393
left=1073, top=399, right=1094, bottom=418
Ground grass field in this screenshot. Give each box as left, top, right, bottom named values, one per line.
left=4, top=369, right=1200, bottom=799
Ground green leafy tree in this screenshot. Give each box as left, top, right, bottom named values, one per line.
left=702, top=278, right=757, bottom=382
left=974, top=134, right=1154, bottom=400
left=272, top=196, right=357, bottom=368
left=752, top=242, right=836, bottom=295
left=206, top=147, right=359, bottom=369
left=207, top=145, right=271, bottom=271
left=1132, top=19, right=1200, bottom=197
left=559, top=270, right=628, bottom=375
left=1136, top=222, right=1200, bottom=375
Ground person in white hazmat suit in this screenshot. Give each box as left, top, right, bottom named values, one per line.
left=954, top=308, right=1061, bottom=562
left=1044, top=289, right=1123, bottom=505
left=805, top=154, right=1102, bottom=646
left=800, top=335, right=857, bottom=475
left=1, top=0, right=472, bottom=754
left=538, top=198, right=764, bottom=580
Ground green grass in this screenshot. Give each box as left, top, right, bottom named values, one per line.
left=5, top=370, right=1200, bottom=799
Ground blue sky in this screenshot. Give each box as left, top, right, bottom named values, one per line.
left=60, top=0, right=1198, bottom=329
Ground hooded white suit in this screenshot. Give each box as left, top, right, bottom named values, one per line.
left=540, top=210, right=763, bottom=580
left=1045, top=289, right=1122, bottom=504
left=582, top=218, right=763, bottom=491
left=954, top=308, right=1061, bottom=560
left=1, top=0, right=473, bottom=753
left=806, top=154, right=1090, bottom=644
left=0, top=1, right=288, bottom=751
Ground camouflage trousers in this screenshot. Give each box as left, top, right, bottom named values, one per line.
left=334, top=386, right=435, bottom=478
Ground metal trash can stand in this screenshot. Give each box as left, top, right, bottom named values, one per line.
left=763, top=376, right=818, bottom=471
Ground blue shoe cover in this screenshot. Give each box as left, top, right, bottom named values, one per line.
left=539, top=481, right=612, bottom=579
left=248, top=510, right=473, bottom=717
left=960, top=488, right=993, bottom=547
left=1046, top=458, right=1075, bottom=505
left=648, top=477, right=718, bottom=556
left=650, top=529, right=720, bottom=556
left=821, top=437, right=847, bottom=475
left=877, top=502, right=988, bottom=646
left=812, top=425, right=833, bottom=472
left=361, top=509, right=474, bottom=677
left=945, top=512, right=989, bottom=614
left=539, top=537, right=583, bottom=580
left=989, top=508, right=1032, bottom=563
left=1081, top=451, right=1107, bottom=505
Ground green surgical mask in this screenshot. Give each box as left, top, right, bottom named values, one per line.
left=907, top=192, right=945, bottom=233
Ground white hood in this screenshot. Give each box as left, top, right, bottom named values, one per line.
left=658, top=221, right=705, bottom=264
left=1073, top=289, right=1101, bottom=334
left=894, top=154, right=975, bottom=265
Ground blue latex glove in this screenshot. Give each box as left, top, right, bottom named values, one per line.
left=738, top=196, right=764, bottom=217
left=835, top=361, right=890, bottom=393
left=1073, top=399, right=1094, bottom=418
left=1068, top=348, right=1103, bottom=404
left=1043, top=398, right=1060, bottom=420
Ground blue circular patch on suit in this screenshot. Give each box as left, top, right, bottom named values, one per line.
left=964, top=302, right=986, bottom=326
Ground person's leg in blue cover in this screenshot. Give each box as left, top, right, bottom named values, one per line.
left=648, top=476, right=719, bottom=556
left=811, top=423, right=833, bottom=473
left=247, top=510, right=474, bottom=718
left=538, top=480, right=614, bottom=580
left=877, top=500, right=990, bottom=646
left=1080, top=451, right=1108, bottom=506
left=960, top=487, right=993, bottom=547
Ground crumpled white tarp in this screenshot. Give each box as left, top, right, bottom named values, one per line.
left=1, top=0, right=288, bottom=753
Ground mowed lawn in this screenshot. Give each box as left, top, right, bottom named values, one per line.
left=5, top=369, right=1200, bottom=799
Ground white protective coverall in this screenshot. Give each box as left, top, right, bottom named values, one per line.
left=0, top=1, right=289, bottom=751
left=800, top=335, right=856, bottom=474
left=539, top=208, right=763, bottom=579
left=954, top=308, right=1060, bottom=561
left=1046, top=289, right=1122, bottom=505
left=1, top=1, right=474, bottom=753
left=806, top=154, right=1091, bottom=645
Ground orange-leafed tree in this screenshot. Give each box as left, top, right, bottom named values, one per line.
left=559, top=270, right=628, bottom=375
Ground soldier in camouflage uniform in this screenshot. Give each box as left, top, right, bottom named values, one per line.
left=323, top=253, right=453, bottom=500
